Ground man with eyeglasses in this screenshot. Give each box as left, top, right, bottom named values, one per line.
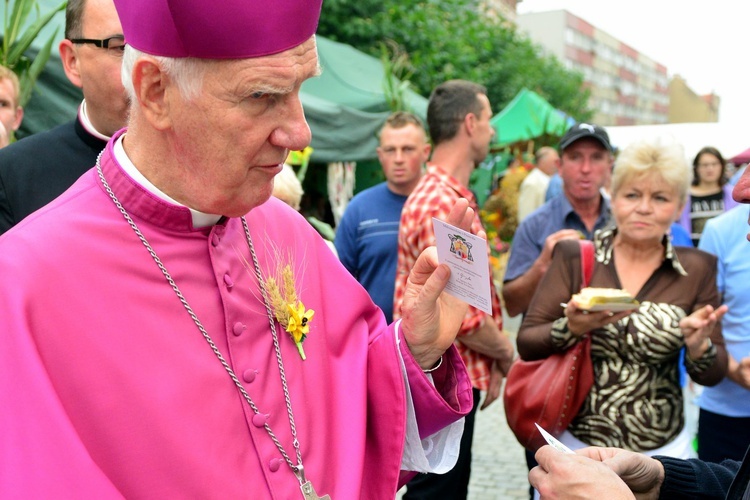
left=0, top=0, right=128, bottom=235
left=334, top=111, right=431, bottom=323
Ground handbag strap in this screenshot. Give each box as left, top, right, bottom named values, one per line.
left=579, top=240, right=594, bottom=288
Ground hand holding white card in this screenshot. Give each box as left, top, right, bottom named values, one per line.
left=432, top=217, right=492, bottom=314
left=535, top=423, right=574, bottom=454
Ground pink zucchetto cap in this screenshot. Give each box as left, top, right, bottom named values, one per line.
left=112, top=0, right=323, bottom=59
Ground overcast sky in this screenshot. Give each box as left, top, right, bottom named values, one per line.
left=516, top=0, right=746, bottom=126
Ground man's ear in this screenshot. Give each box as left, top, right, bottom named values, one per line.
left=59, top=40, right=83, bottom=89
left=464, top=112, right=477, bottom=136
left=11, top=106, right=23, bottom=131
left=131, top=57, right=172, bottom=130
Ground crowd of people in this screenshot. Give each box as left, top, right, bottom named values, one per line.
left=0, top=1, right=749, bottom=499
left=301, top=94, right=750, bottom=498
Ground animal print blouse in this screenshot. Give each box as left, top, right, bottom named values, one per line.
left=518, top=227, right=727, bottom=452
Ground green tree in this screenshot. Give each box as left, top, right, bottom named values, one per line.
left=2, top=0, right=66, bottom=107
left=318, top=0, right=592, bottom=123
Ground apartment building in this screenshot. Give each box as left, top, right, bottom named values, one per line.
left=669, top=75, right=720, bottom=123
left=516, top=9, right=670, bottom=126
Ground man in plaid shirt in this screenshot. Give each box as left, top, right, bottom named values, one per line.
left=394, top=80, right=515, bottom=499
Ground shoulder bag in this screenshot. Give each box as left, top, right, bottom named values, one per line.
left=503, top=239, right=595, bottom=451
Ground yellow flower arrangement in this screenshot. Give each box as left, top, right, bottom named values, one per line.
left=263, top=263, right=314, bottom=360
left=479, top=159, right=531, bottom=287
left=287, top=301, right=314, bottom=343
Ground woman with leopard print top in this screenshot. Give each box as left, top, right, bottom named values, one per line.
left=518, top=138, right=728, bottom=458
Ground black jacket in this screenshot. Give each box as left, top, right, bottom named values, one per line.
left=656, top=446, right=750, bottom=499
left=0, top=117, right=107, bottom=235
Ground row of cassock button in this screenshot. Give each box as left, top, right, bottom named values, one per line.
left=216, top=228, right=284, bottom=473
left=232, top=320, right=282, bottom=473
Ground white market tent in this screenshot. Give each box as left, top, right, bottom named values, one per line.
left=606, top=122, right=748, bottom=165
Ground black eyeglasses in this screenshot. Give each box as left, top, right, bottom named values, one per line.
left=69, top=35, right=126, bottom=55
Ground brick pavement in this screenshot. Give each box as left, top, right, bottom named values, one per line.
left=395, top=398, right=531, bottom=500
left=397, top=312, right=530, bottom=499
left=465, top=311, right=529, bottom=500
left=464, top=393, right=530, bottom=500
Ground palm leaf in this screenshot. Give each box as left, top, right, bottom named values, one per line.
left=7, top=0, right=64, bottom=65
left=4, top=0, right=34, bottom=59
left=19, top=26, right=56, bottom=105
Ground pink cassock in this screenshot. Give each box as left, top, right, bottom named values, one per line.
left=0, top=132, right=473, bottom=499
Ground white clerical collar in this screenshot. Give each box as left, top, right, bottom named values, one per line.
left=113, top=135, right=222, bottom=228
left=78, top=100, right=112, bottom=141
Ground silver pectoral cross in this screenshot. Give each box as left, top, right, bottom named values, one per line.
left=300, top=480, right=331, bottom=500
left=296, top=465, right=331, bottom=500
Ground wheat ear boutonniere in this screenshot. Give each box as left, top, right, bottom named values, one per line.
left=263, top=264, right=314, bottom=360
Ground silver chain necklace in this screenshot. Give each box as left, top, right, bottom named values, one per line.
left=96, top=153, right=330, bottom=499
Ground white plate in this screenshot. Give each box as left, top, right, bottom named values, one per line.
left=578, top=302, right=639, bottom=312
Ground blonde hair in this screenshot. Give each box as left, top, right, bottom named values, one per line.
left=0, top=66, right=21, bottom=107
left=611, top=138, right=692, bottom=205
left=272, top=164, right=304, bottom=211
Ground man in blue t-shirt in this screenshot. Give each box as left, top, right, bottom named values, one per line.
left=334, top=112, right=431, bottom=322
left=697, top=204, right=750, bottom=463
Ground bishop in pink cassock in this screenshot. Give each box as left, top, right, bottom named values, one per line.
left=0, top=1, right=474, bottom=499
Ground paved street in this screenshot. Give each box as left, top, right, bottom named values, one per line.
left=464, top=394, right=531, bottom=499
left=398, top=313, right=530, bottom=500
left=396, top=396, right=531, bottom=500
left=467, top=314, right=530, bottom=499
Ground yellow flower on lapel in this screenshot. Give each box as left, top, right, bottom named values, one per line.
left=262, top=262, right=314, bottom=361
left=286, top=301, right=314, bottom=360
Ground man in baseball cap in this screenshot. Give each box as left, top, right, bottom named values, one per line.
left=0, top=1, right=475, bottom=498
left=559, top=122, right=614, bottom=152
left=503, top=121, right=614, bottom=317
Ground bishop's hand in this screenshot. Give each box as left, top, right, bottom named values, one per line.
left=399, top=198, right=480, bottom=370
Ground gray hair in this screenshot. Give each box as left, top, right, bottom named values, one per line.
left=611, top=138, right=692, bottom=205
left=121, top=45, right=209, bottom=102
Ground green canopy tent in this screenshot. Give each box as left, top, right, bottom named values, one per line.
left=470, top=89, right=574, bottom=207
left=490, top=88, right=574, bottom=148
left=301, top=36, right=427, bottom=163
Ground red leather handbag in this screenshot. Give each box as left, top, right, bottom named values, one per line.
left=503, top=240, right=595, bottom=451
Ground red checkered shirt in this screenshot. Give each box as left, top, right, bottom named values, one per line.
left=393, top=165, right=502, bottom=390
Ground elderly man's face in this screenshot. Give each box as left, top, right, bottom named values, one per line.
left=163, top=36, right=318, bottom=216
